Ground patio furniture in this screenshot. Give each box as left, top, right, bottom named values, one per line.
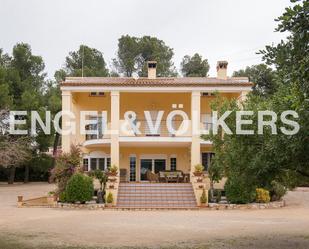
left=146, top=170, right=159, bottom=182
left=120, top=169, right=127, bottom=182
left=158, top=170, right=184, bottom=183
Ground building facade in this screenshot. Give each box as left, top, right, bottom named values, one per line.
left=60, top=61, right=252, bottom=207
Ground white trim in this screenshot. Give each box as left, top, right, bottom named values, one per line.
left=119, top=136, right=191, bottom=143
left=140, top=154, right=167, bottom=159
left=61, top=86, right=252, bottom=93
left=83, top=139, right=111, bottom=146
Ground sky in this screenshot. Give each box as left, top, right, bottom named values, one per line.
left=0, top=0, right=292, bottom=79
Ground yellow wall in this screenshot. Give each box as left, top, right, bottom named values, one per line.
left=120, top=93, right=191, bottom=119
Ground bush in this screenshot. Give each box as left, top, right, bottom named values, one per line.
left=225, top=177, right=256, bottom=204
left=59, top=191, right=67, bottom=202
left=106, top=192, right=113, bottom=204
left=65, top=173, right=94, bottom=203
left=270, top=181, right=287, bottom=201
left=200, top=189, right=207, bottom=204
left=50, top=145, right=82, bottom=194
left=256, top=188, right=270, bottom=203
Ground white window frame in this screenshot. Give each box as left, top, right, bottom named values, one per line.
left=83, top=151, right=110, bottom=171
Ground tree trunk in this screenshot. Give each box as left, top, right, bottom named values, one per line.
left=24, top=165, right=29, bottom=183
left=8, top=166, right=16, bottom=184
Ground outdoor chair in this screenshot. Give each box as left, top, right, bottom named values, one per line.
left=146, top=170, right=159, bottom=182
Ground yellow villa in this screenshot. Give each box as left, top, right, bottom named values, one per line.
left=60, top=61, right=252, bottom=208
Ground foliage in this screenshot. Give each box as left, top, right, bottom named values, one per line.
left=58, top=45, right=109, bottom=77
left=270, top=181, right=287, bottom=201
left=255, top=188, right=271, bottom=203
left=106, top=192, right=113, bottom=204
left=59, top=191, right=67, bottom=203
left=233, top=64, right=277, bottom=97
left=194, top=164, right=204, bottom=173
left=49, top=145, right=82, bottom=194
left=181, top=53, right=210, bottom=77
left=90, top=169, right=108, bottom=191
left=108, top=165, right=118, bottom=175
left=225, top=177, right=256, bottom=204
left=200, top=188, right=207, bottom=204
left=65, top=173, right=94, bottom=203
left=113, top=35, right=177, bottom=77
left=0, top=136, right=31, bottom=169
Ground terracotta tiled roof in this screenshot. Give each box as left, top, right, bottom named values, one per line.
left=61, top=77, right=253, bottom=87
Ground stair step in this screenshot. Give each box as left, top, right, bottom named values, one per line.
left=117, top=183, right=197, bottom=209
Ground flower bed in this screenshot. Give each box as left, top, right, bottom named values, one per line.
left=207, top=200, right=285, bottom=210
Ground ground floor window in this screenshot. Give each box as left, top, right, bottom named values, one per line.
left=83, top=156, right=110, bottom=171
left=201, top=152, right=215, bottom=171
left=129, top=156, right=136, bottom=182
left=170, top=157, right=177, bottom=171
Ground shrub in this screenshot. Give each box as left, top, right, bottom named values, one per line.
left=200, top=189, right=207, bottom=204
left=256, top=188, right=270, bottom=203
left=225, top=177, right=256, bottom=204
left=270, top=181, right=287, bottom=201
left=194, top=164, right=204, bottom=173
left=59, top=191, right=67, bottom=202
left=49, top=145, right=82, bottom=194
left=106, top=192, right=113, bottom=204
left=65, top=173, right=94, bottom=203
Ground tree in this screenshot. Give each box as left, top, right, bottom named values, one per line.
left=203, top=0, right=309, bottom=201
left=181, top=53, right=210, bottom=77
left=113, top=35, right=177, bottom=77
left=0, top=136, right=31, bottom=184
left=233, top=64, right=277, bottom=97
left=59, top=45, right=109, bottom=78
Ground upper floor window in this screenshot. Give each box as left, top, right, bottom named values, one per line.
left=89, top=92, right=105, bottom=97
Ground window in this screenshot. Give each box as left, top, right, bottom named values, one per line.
left=88, top=157, right=110, bottom=171
left=170, top=158, right=177, bottom=171
left=83, top=158, right=89, bottom=171
left=98, top=158, right=105, bottom=170
left=90, top=92, right=105, bottom=97
left=201, top=114, right=213, bottom=131
left=106, top=157, right=111, bottom=168
left=201, top=152, right=215, bottom=171
left=85, top=116, right=105, bottom=140
left=129, top=156, right=136, bottom=181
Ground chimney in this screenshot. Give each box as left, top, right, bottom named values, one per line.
left=147, top=61, right=157, bottom=79
left=216, top=61, right=228, bottom=79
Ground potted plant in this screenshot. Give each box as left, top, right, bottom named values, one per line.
left=200, top=188, right=208, bottom=207
left=90, top=170, right=108, bottom=204
left=108, top=165, right=118, bottom=177
left=106, top=192, right=113, bottom=207
left=193, top=164, right=204, bottom=177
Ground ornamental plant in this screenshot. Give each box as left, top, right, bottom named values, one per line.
left=106, top=192, right=113, bottom=204
left=255, top=188, right=271, bottom=203
left=108, top=165, right=118, bottom=175
left=200, top=188, right=207, bottom=204
left=65, top=173, right=94, bottom=204
left=193, top=164, right=204, bottom=176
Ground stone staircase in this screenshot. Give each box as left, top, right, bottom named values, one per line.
left=117, top=183, right=197, bottom=209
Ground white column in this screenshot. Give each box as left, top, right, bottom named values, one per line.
left=191, top=91, right=201, bottom=175
left=61, top=91, right=72, bottom=153
left=110, top=91, right=120, bottom=168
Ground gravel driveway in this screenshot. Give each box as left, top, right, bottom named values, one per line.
left=0, top=182, right=309, bottom=249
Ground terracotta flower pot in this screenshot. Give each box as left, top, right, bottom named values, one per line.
left=109, top=185, right=114, bottom=189
left=193, top=172, right=203, bottom=177
left=17, top=196, right=23, bottom=202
